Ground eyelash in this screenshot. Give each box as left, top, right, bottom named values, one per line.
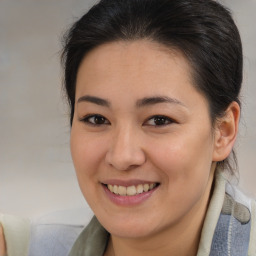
left=144, top=115, right=176, bottom=126
left=79, top=114, right=110, bottom=126
left=79, top=114, right=176, bottom=127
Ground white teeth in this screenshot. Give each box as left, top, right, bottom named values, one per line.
left=107, top=183, right=157, bottom=196
left=118, top=186, right=127, bottom=196
left=137, top=184, right=144, bottom=194
left=127, top=185, right=136, bottom=196
left=113, top=185, right=118, bottom=194
left=143, top=184, right=149, bottom=192
left=108, top=184, right=113, bottom=192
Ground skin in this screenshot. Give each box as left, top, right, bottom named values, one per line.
left=70, top=40, right=240, bottom=256
left=0, top=224, right=6, bottom=256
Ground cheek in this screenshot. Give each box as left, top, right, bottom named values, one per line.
left=147, top=129, right=214, bottom=182
left=70, top=128, right=108, bottom=207
left=70, top=128, right=105, bottom=180
left=147, top=132, right=214, bottom=214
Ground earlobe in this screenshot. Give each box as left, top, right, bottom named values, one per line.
left=212, top=101, right=240, bottom=162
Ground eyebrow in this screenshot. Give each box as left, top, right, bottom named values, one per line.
left=77, top=95, right=110, bottom=107
left=77, top=95, right=186, bottom=108
left=136, top=96, right=186, bottom=108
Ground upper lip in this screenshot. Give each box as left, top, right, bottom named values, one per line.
left=101, top=179, right=159, bottom=187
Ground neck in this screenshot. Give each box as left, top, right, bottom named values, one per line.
left=105, top=166, right=216, bottom=256
left=106, top=221, right=202, bottom=256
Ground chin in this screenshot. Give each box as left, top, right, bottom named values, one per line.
left=108, top=224, right=154, bottom=239
left=96, top=212, right=161, bottom=239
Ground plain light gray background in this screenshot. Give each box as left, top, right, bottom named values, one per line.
left=0, top=0, right=255, bottom=218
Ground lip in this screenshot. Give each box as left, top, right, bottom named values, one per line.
left=101, top=181, right=159, bottom=206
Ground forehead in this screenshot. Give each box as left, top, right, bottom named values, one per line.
left=75, top=40, right=205, bottom=108
left=78, top=40, right=193, bottom=77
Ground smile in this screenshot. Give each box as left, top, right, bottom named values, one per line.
left=106, top=183, right=158, bottom=196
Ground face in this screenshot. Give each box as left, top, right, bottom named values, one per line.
left=71, top=40, right=217, bottom=239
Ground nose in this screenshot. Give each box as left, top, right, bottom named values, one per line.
left=105, top=126, right=146, bottom=171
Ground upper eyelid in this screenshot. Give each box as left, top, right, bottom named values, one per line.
left=143, top=115, right=176, bottom=125
left=146, top=115, right=175, bottom=121
left=79, top=114, right=176, bottom=125
left=79, top=113, right=105, bottom=119
left=79, top=114, right=110, bottom=124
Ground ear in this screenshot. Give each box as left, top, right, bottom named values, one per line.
left=212, top=101, right=240, bottom=162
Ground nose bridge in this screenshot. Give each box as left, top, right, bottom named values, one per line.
left=105, top=122, right=145, bottom=171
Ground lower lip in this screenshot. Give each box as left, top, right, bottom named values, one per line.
left=102, top=184, right=158, bottom=206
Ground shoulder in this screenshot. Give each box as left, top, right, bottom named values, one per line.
left=198, top=172, right=256, bottom=256
left=225, top=182, right=254, bottom=213
left=225, top=184, right=256, bottom=255
left=68, top=216, right=109, bottom=256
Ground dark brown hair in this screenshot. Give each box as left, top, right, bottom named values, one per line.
left=61, top=0, right=243, bottom=174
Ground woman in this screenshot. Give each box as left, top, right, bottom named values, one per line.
left=61, top=0, right=255, bottom=255
left=0, top=0, right=255, bottom=255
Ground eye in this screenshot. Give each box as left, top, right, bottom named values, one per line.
left=80, top=114, right=110, bottom=126
left=144, top=115, right=175, bottom=126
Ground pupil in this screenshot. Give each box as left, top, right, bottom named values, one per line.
left=95, top=116, right=105, bottom=124
left=154, top=117, right=165, bottom=125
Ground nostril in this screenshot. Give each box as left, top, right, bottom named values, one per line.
left=105, top=131, right=146, bottom=171
left=107, top=162, right=140, bottom=172
left=105, top=148, right=146, bottom=171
